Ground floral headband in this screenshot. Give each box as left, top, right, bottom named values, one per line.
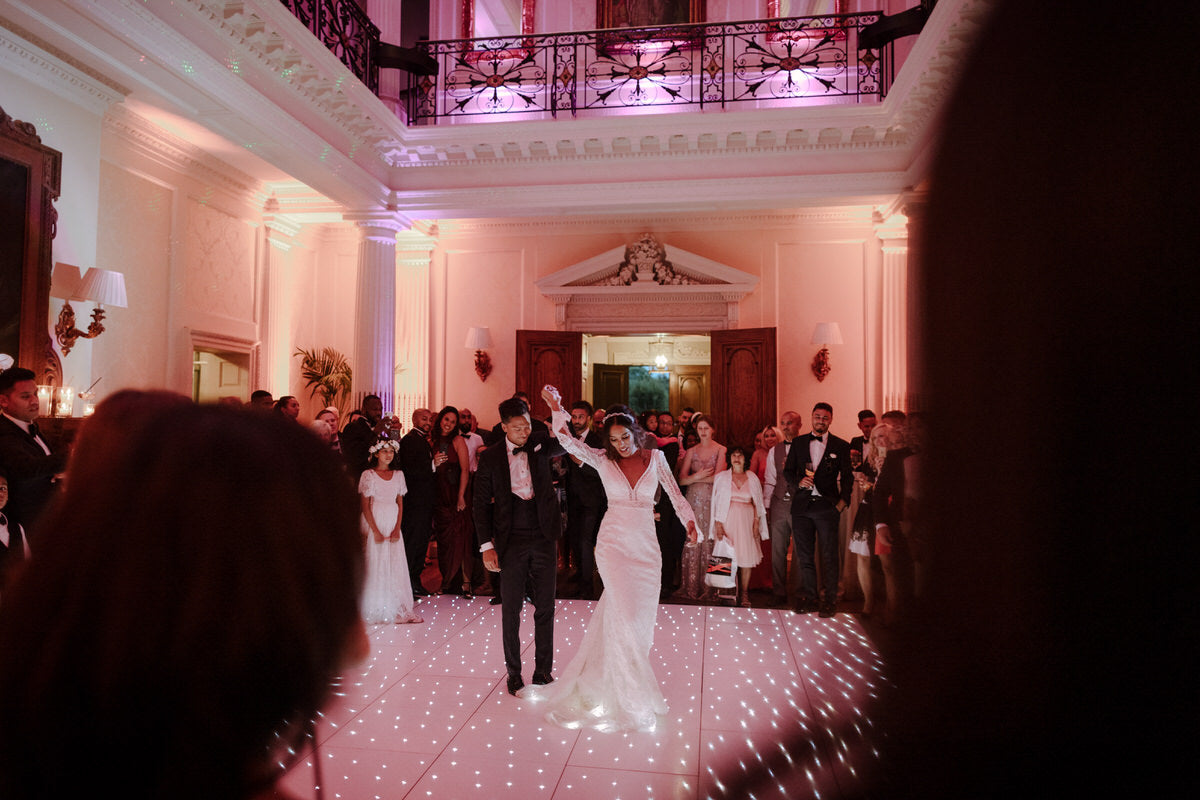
left=368, top=439, right=399, bottom=455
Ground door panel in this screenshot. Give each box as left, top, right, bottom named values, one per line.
left=670, top=366, right=709, bottom=417
left=710, top=327, right=777, bottom=450
left=592, top=364, right=628, bottom=412
left=515, top=330, right=582, bottom=419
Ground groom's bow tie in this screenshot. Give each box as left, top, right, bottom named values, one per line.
left=513, top=443, right=535, bottom=455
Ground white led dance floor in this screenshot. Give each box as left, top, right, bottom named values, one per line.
left=279, top=595, right=890, bottom=799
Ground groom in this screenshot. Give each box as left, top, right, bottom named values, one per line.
left=473, top=396, right=565, bottom=696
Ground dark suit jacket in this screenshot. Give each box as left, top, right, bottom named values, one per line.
left=473, top=429, right=564, bottom=558
left=398, top=428, right=435, bottom=497
left=871, top=448, right=910, bottom=530
left=565, top=428, right=606, bottom=510
left=782, top=432, right=853, bottom=508
left=0, top=415, right=68, bottom=529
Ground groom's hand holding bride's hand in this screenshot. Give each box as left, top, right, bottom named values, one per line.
left=482, top=550, right=500, bottom=572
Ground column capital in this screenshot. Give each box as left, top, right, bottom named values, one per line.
left=343, top=210, right=412, bottom=239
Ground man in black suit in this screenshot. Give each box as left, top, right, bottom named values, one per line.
left=0, top=368, right=68, bottom=536
left=783, top=402, right=853, bottom=618
left=655, top=410, right=686, bottom=601
left=399, top=407, right=435, bottom=596
left=473, top=396, right=564, bottom=696
left=563, top=400, right=605, bottom=600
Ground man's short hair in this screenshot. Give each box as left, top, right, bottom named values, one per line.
left=571, top=400, right=594, bottom=416
left=813, top=402, right=834, bottom=415
left=881, top=410, right=907, bottom=424
left=0, top=367, right=36, bottom=395
left=857, top=409, right=877, bottom=422
left=499, top=397, right=529, bottom=423
left=250, top=389, right=272, bottom=402
left=362, top=394, right=382, bottom=406
left=681, top=406, right=695, bottom=414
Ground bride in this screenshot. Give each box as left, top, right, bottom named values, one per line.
left=540, top=385, right=697, bottom=732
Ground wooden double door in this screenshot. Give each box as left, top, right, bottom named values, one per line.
left=515, top=328, right=776, bottom=450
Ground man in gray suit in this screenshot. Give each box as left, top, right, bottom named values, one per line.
left=763, top=410, right=802, bottom=607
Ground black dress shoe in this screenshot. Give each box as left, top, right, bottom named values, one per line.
left=818, top=603, right=836, bottom=618
left=413, top=585, right=431, bottom=597
left=489, top=595, right=503, bottom=605
left=532, top=672, right=554, bottom=686
left=506, top=674, right=525, bottom=696
left=793, top=597, right=817, bottom=614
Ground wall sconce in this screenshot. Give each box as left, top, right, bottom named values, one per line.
left=464, top=326, right=494, bottom=382
left=810, top=321, right=843, bottom=382
left=52, top=262, right=128, bottom=356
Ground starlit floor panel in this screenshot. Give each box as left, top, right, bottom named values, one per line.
left=279, top=595, right=891, bottom=799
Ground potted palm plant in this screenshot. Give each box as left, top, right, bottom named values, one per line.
left=294, top=346, right=353, bottom=416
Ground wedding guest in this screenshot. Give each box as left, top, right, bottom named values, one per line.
left=316, top=407, right=342, bottom=452
left=273, top=395, right=300, bottom=421
left=677, top=414, right=726, bottom=601
left=711, top=446, right=769, bottom=607
left=0, top=392, right=367, bottom=800
left=429, top=406, right=476, bottom=597
left=359, top=439, right=421, bottom=624
left=0, top=367, right=69, bottom=534
left=249, top=389, right=273, bottom=410
left=748, top=424, right=780, bottom=483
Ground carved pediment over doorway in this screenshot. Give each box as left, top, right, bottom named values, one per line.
left=535, top=234, right=758, bottom=332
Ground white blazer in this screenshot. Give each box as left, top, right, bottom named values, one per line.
left=709, top=470, right=769, bottom=542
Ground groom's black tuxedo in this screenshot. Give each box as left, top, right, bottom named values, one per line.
left=473, top=427, right=564, bottom=685
left=473, top=428, right=563, bottom=557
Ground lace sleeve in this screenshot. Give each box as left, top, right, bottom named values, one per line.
left=357, top=469, right=373, bottom=498
left=655, top=449, right=695, bottom=530
left=551, top=408, right=606, bottom=470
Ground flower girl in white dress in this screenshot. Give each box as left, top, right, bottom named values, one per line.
left=359, top=440, right=422, bottom=624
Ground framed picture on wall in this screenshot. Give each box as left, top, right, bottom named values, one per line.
left=597, top=1, right=705, bottom=30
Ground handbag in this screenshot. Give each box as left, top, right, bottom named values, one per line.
left=705, top=537, right=738, bottom=589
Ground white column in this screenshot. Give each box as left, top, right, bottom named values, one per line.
left=261, top=206, right=301, bottom=396
left=395, top=229, right=435, bottom=425
left=350, top=216, right=405, bottom=413
left=902, top=192, right=928, bottom=412
left=874, top=209, right=909, bottom=413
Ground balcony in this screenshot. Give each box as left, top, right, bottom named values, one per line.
left=409, top=13, right=892, bottom=125
left=278, top=2, right=893, bottom=127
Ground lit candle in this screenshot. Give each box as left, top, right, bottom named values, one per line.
left=36, top=385, right=53, bottom=417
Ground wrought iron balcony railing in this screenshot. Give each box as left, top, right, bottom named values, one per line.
left=279, top=0, right=379, bottom=93
left=408, top=12, right=891, bottom=125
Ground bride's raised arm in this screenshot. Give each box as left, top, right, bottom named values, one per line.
left=543, top=385, right=606, bottom=469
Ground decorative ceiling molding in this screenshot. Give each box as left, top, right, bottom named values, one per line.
left=435, top=206, right=877, bottom=236
left=0, top=20, right=125, bottom=114
left=103, top=104, right=261, bottom=201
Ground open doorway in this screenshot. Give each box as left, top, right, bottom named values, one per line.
left=583, top=333, right=710, bottom=416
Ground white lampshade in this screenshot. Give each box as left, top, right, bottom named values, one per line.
left=810, top=322, right=843, bottom=346
left=77, top=268, right=128, bottom=308
left=51, top=262, right=85, bottom=299
left=464, top=326, right=494, bottom=350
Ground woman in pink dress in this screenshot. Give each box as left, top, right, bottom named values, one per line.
left=676, top=414, right=726, bottom=601
left=711, top=446, right=770, bottom=607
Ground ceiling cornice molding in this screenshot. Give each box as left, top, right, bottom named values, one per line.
left=435, top=205, right=878, bottom=236
left=394, top=172, right=902, bottom=220
left=103, top=103, right=262, bottom=201
left=0, top=19, right=125, bottom=114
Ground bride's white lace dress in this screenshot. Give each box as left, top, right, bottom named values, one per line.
left=544, top=409, right=697, bottom=732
